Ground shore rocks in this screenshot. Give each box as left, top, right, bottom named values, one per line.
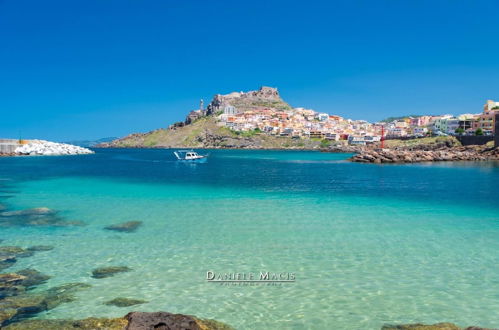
left=2, top=317, right=128, bottom=330
left=2, top=312, right=233, bottom=330
left=382, top=323, right=492, bottom=330
left=124, top=311, right=233, bottom=330
left=104, top=221, right=143, bottom=233
left=351, top=146, right=499, bottom=164
left=14, top=140, right=94, bottom=156
left=91, top=266, right=132, bottom=279
left=104, top=297, right=148, bottom=307
left=382, top=323, right=461, bottom=330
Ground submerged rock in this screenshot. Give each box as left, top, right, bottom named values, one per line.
left=91, top=266, right=132, bottom=279
left=0, top=282, right=91, bottom=325
left=381, top=323, right=461, bottom=330
left=0, top=256, right=16, bottom=271
left=0, top=208, right=84, bottom=227
left=0, top=269, right=49, bottom=299
left=0, top=246, right=42, bottom=271
left=16, top=269, right=51, bottom=288
left=1, top=207, right=55, bottom=217
left=104, top=297, right=148, bottom=307
left=104, top=221, right=143, bottom=233
left=27, top=245, right=54, bottom=252
left=0, top=272, right=26, bottom=298
left=0, top=246, right=34, bottom=258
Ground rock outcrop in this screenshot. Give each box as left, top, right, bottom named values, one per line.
left=2, top=312, right=233, bottom=329
left=14, top=140, right=94, bottom=156
left=123, top=311, right=233, bottom=330
left=350, top=145, right=499, bottom=163
left=382, top=323, right=493, bottom=330
left=205, top=86, right=288, bottom=115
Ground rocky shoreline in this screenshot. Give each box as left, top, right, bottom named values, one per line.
left=350, top=145, right=499, bottom=164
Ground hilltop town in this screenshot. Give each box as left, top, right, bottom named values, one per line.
left=102, top=87, right=498, bottom=149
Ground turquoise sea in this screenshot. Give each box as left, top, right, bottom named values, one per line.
left=1, top=149, right=498, bottom=329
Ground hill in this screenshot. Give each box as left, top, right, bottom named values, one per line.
left=104, top=116, right=327, bottom=149
left=64, top=137, right=117, bottom=148
left=99, top=87, right=333, bottom=149
left=379, top=115, right=421, bottom=123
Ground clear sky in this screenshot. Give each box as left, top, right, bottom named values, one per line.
left=1, top=0, right=499, bottom=141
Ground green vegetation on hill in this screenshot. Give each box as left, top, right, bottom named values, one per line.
left=107, top=116, right=324, bottom=149
left=384, top=136, right=461, bottom=149
left=380, top=115, right=421, bottom=123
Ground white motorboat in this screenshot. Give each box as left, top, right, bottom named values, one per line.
left=173, top=150, right=208, bottom=162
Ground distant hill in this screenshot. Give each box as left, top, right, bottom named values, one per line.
left=65, top=137, right=118, bottom=148
left=380, top=115, right=422, bottom=123
left=98, top=87, right=325, bottom=149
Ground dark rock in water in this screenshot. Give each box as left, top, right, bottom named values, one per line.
left=27, top=245, right=54, bottom=252
left=0, top=256, right=16, bottom=271
left=0, top=273, right=26, bottom=286
left=0, top=207, right=55, bottom=217
left=16, top=269, right=51, bottom=288
left=0, top=246, right=34, bottom=258
left=2, top=317, right=128, bottom=329
left=104, top=221, right=143, bottom=233
left=0, top=282, right=92, bottom=325
left=0, top=246, right=40, bottom=271
left=91, top=266, right=132, bottom=279
left=382, top=323, right=461, bottom=330
left=104, top=297, right=148, bottom=307
left=0, top=272, right=26, bottom=299
left=124, top=311, right=233, bottom=330
left=0, top=269, right=49, bottom=299
left=0, top=208, right=84, bottom=227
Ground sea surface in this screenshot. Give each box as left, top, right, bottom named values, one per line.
left=1, top=149, right=498, bottom=329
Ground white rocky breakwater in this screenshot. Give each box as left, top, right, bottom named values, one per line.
left=15, top=140, right=94, bottom=156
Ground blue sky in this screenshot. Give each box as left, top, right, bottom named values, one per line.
left=1, top=0, right=499, bottom=141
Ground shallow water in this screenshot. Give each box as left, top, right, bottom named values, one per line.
left=1, top=149, right=498, bottom=329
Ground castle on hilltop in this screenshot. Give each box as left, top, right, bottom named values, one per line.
left=185, top=86, right=281, bottom=124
